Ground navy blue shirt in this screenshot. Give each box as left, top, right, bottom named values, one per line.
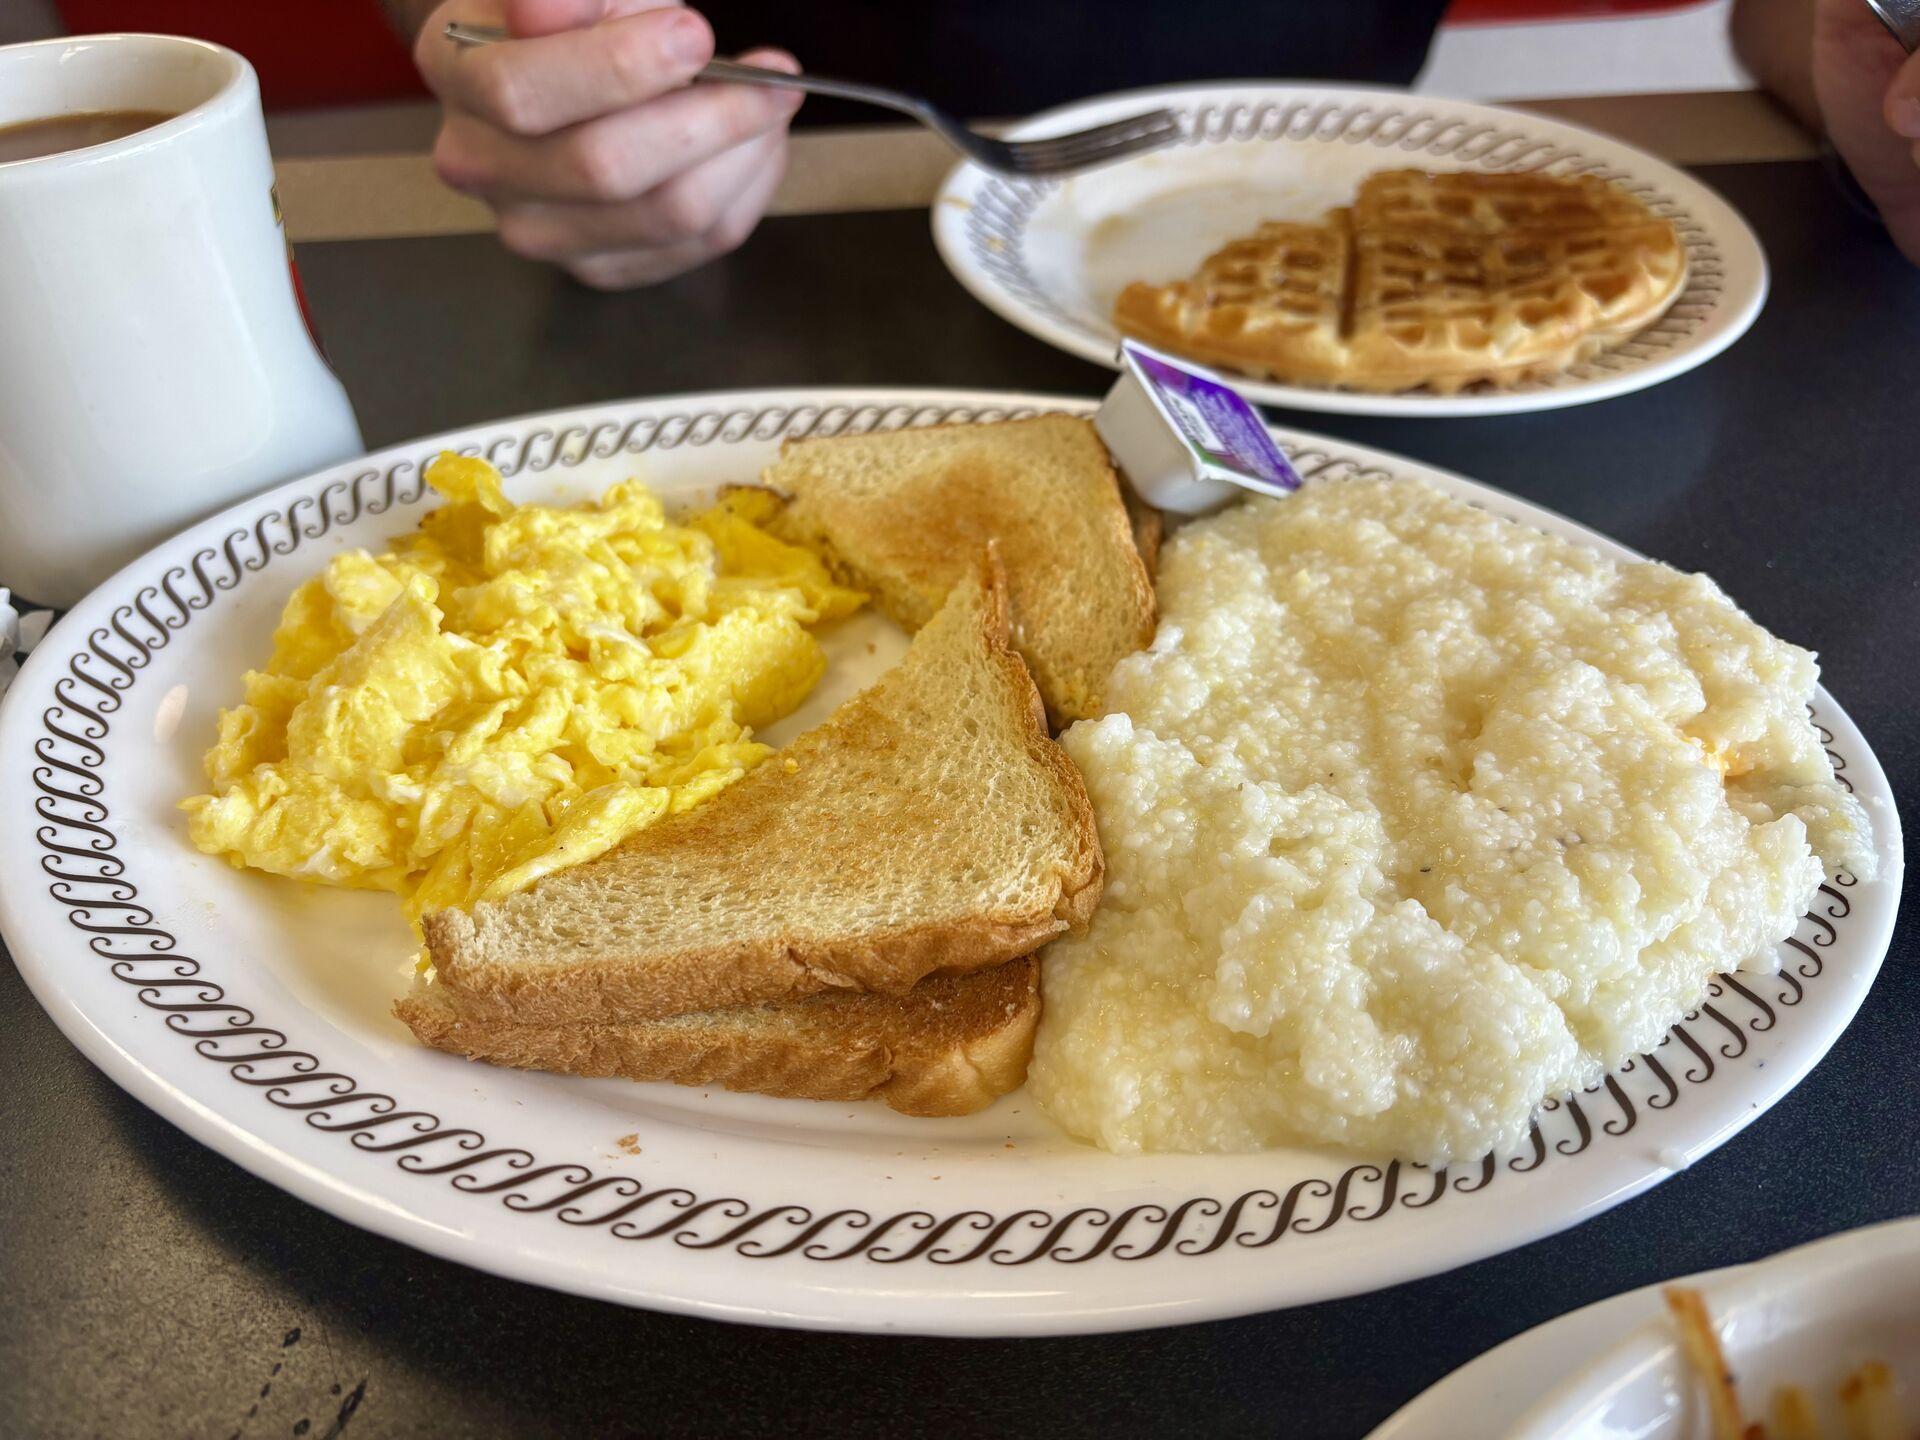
left=712, top=1, right=1452, bottom=124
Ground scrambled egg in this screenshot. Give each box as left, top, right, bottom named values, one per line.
left=183, top=455, right=862, bottom=930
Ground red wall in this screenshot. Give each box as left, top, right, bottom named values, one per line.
left=55, top=1, right=427, bottom=108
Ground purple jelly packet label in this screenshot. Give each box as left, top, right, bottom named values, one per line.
left=1121, top=341, right=1301, bottom=494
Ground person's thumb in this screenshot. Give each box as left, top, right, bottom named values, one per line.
left=1885, top=50, right=1920, bottom=139
left=506, top=0, right=682, bottom=40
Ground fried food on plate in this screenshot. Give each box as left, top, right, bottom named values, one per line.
left=1667, top=1286, right=1912, bottom=1440
left=1114, top=169, right=1688, bottom=394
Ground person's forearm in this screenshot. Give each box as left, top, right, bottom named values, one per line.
left=1731, top=0, right=1824, bottom=132
left=379, top=0, right=444, bottom=42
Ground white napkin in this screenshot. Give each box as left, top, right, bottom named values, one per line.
left=0, top=588, right=56, bottom=698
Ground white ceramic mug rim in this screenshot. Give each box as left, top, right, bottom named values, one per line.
left=0, top=33, right=250, bottom=177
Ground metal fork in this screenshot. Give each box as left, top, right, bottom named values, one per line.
left=1861, top=0, right=1920, bottom=51
left=444, top=22, right=1181, bottom=178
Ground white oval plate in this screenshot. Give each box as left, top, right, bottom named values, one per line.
left=0, top=389, right=1898, bottom=1336
left=932, top=84, right=1768, bottom=416
left=1371, top=1217, right=1920, bottom=1440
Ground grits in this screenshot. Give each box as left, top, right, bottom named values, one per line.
left=1031, top=479, right=1876, bottom=1165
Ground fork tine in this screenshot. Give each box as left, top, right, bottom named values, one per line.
left=1085, top=120, right=1183, bottom=162
left=1005, top=109, right=1181, bottom=158
left=1013, top=112, right=1172, bottom=147
left=1055, top=131, right=1176, bottom=176
left=958, top=108, right=1182, bottom=179
left=1055, top=107, right=1181, bottom=142
left=1009, top=118, right=1181, bottom=165
left=1002, top=114, right=1182, bottom=177
left=1030, top=124, right=1182, bottom=171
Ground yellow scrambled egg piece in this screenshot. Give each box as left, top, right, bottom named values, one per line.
left=182, top=455, right=862, bottom=931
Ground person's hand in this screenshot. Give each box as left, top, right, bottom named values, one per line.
left=1812, top=0, right=1920, bottom=264
left=414, top=0, right=802, bottom=289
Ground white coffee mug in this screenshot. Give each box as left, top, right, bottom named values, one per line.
left=0, top=34, right=364, bottom=608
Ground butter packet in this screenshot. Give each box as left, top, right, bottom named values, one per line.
left=1093, top=339, right=1301, bottom=515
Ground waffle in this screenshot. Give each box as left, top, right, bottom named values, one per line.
left=1353, top=168, right=1662, bottom=234
left=1113, top=169, right=1688, bottom=394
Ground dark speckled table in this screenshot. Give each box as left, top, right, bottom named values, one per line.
left=2, top=160, right=1914, bottom=1440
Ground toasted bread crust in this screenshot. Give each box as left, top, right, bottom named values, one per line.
left=421, top=555, right=1102, bottom=1028
left=1124, top=490, right=1165, bottom=578
left=396, top=957, right=1041, bottom=1117
left=422, top=901, right=1090, bottom=1024
left=756, top=415, right=1157, bottom=726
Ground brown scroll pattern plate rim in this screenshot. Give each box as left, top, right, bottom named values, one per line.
left=961, top=95, right=1727, bottom=392
left=25, top=401, right=1862, bottom=1268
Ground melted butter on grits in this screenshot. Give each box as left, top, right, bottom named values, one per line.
left=1031, top=479, right=1876, bottom=1165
